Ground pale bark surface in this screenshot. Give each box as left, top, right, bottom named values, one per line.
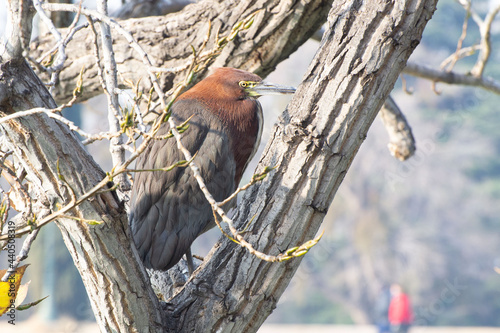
left=0, top=0, right=437, bottom=332
left=31, top=0, right=333, bottom=105
left=0, top=60, right=165, bottom=331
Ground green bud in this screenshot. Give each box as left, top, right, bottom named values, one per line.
left=293, top=250, right=309, bottom=257
left=187, top=71, right=195, bottom=85
left=243, top=17, right=254, bottom=30
left=217, top=36, right=227, bottom=47
left=229, top=30, right=239, bottom=41
left=232, top=20, right=243, bottom=31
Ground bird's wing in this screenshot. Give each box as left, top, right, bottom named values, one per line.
left=129, top=100, right=236, bottom=270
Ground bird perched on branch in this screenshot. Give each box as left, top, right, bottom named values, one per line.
left=129, top=67, right=295, bottom=273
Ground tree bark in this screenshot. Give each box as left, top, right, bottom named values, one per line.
left=1, top=0, right=164, bottom=331
left=0, top=60, right=165, bottom=331
left=30, top=0, right=333, bottom=105
left=0, top=0, right=437, bottom=332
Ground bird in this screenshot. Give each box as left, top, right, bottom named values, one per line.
left=128, top=67, right=295, bottom=273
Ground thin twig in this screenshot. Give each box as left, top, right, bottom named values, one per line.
left=399, top=74, right=413, bottom=95
left=87, top=18, right=109, bottom=95
left=440, top=45, right=480, bottom=70
left=471, top=4, right=500, bottom=77
left=218, top=167, right=275, bottom=206
left=35, top=22, right=88, bottom=66
left=1, top=228, right=40, bottom=282
left=441, top=1, right=470, bottom=72
left=0, top=194, right=11, bottom=235
left=32, top=0, right=68, bottom=93
left=0, top=65, right=83, bottom=125
left=95, top=0, right=129, bottom=190
left=0, top=159, right=32, bottom=218
left=457, top=0, right=481, bottom=27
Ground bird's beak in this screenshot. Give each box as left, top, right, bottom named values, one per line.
left=247, top=81, right=296, bottom=97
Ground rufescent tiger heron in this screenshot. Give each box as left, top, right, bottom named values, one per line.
left=129, top=68, right=295, bottom=273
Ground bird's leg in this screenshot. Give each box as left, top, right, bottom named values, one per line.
left=186, top=247, right=195, bottom=275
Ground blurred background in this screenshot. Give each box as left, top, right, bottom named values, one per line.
left=1, top=0, right=500, bottom=331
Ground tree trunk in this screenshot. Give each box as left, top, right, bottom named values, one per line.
left=162, top=0, right=437, bottom=331
left=0, top=59, right=165, bottom=331
left=0, top=0, right=437, bottom=331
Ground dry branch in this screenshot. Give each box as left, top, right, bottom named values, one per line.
left=405, top=2, right=500, bottom=94
left=403, top=62, right=500, bottom=94
left=29, top=0, right=333, bottom=105
left=379, top=96, right=416, bottom=161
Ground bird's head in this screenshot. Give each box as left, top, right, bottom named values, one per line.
left=236, top=75, right=296, bottom=99
left=174, top=68, right=296, bottom=187
left=180, top=68, right=296, bottom=102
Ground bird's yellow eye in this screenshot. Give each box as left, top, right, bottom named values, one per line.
left=239, top=81, right=258, bottom=89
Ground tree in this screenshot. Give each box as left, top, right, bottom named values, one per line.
left=0, top=0, right=438, bottom=331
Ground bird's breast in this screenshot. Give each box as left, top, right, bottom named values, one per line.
left=226, top=100, right=263, bottom=184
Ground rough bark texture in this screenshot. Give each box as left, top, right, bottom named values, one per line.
left=112, top=0, right=194, bottom=19
left=0, top=0, right=438, bottom=331
left=30, top=0, right=333, bottom=105
left=0, top=59, right=165, bottom=332
left=1, top=1, right=163, bottom=330
left=161, top=0, right=437, bottom=331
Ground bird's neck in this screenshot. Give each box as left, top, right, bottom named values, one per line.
left=209, top=98, right=263, bottom=184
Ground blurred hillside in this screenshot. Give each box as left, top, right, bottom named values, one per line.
left=1, top=0, right=500, bottom=327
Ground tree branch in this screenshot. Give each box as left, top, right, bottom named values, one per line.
left=96, top=0, right=130, bottom=190
left=29, top=0, right=333, bottom=105
left=403, top=61, right=500, bottom=94
left=379, top=96, right=416, bottom=161
left=470, top=3, right=500, bottom=77
left=0, top=0, right=35, bottom=60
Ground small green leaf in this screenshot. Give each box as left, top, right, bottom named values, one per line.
left=165, top=101, right=174, bottom=115
left=16, top=295, right=49, bottom=311
left=217, top=36, right=227, bottom=47
left=177, top=124, right=190, bottom=134
left=73, top=66, right=85, bottom=97
left=187, top=71, right=195, bottom=85
left=228, top=30, right=239, bottom=41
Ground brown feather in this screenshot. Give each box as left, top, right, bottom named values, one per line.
left=129, top=68, right=263, bottom=271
